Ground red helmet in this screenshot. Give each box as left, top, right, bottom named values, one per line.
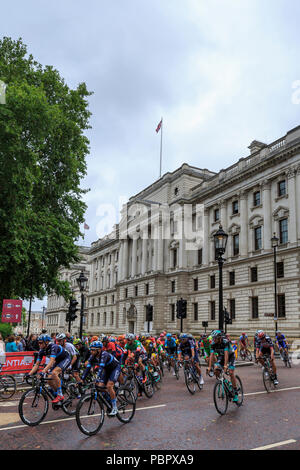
left=258, top=331, right=265, bottom=338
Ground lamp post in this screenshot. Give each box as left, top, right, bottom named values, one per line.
left=77, top=270, right=88, bottom=340
left=213, top=225, right=228, bottom=332
left=271, top=233, right=279, bottom=336
left=41, top=306, right=46, bottom=330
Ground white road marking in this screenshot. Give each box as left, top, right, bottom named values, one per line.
left=245, top=385, right=300, bottom=397
left=0, top=401, right=19, bottom=407
left=0, top=403, right=167, bottom=432
left=252, top=439, right=297, bottom=450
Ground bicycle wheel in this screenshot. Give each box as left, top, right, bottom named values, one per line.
left=184, top=368, right=196, bottom=395
left=19, top=389, right=49, bottom=426
left=213, top=381, right=228, bottom=415
left=143, top=373, right=154, bottom=398
left=174, top=361, right=180, bottom=380
left=262, top=368, right=272, bottom=393
left=239, top=350, right=246, bottom=361
left=0, top=375, right=17, bottom=399
left=61, top=384, right=79, bottom=416
left=116, top=387, right=136, bottom=423
left=159, top=358, right=164, bottom=377
left=76, top=393, right=105, bottom=436
left=234, top=375, right=244, bottom=407
left=246, top=350, right=253, bottom=362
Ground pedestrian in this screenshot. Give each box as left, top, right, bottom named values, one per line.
left=0, top=333, right=5, bottom=353
left=26, top=334, right=39, bottom=352
left=16, top=335, right=24, bottom=352
left=5, top=335, right=18, bottom=352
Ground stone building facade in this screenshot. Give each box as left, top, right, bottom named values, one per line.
left=46, top=247, right=90, bottom=335
left=48, top=125, right=300, bottom=338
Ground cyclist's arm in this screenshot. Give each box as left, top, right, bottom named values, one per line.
left=29, top=361, right=41, bottom=376
left=223, top=350, right=229, bottom=370
left=41, top=357, right=56, bottom=374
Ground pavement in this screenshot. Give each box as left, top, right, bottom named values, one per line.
left=0, top=358, right=299, bottom=450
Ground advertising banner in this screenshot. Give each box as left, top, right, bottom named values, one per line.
left=0, top=352, right=45, bottom=375
left=2, top=299, right=23, bottom=323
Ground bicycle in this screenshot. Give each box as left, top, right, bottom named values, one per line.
left=280, top=347, right=291, bottom=368
left=75, top=380, right=136, bottom=436
left=18, top=374, right=79, bottom=426
left=0, top=364, right=17, bottom=400
left=183, top=359, right=203, bottom=395
left=262, top=355, right=278, bottom=392
left=239, top=347, right=252, bottom=362
left=122, top=365, right=140, bottom=400
left=213, top=370, right=243, bottom=415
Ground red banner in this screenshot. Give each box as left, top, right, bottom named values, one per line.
left=0, top=352, right=45, bottom=375
left=2, top=299, right=23, bottom=323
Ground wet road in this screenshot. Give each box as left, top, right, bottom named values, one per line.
left=0, top=360, right=299, bottom=450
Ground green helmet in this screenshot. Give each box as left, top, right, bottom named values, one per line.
left=73, top=339, right=82, bottom=346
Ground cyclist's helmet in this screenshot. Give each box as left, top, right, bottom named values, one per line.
left=276, top=331, right=281, bottom=335
left=73, top=339, right=82, bottom=346
left=90, top=341, right=103, bottom=349
left=102, top=336, right=109, bottom=342
left=212, top=330, right=223, bottom=339
left=56, top=333, right=66, bottom=341
left=109, top=337, right=116, bottom=343
left=180, top=334, right=188, bottom=339
left=241, top=332, right=246, bottom=335
left=38, top=334, right=51, bottom=342
left=125, top=333, right=135, bottom=341
left=166, top=333, right=172, bottom=338
left=258, top=331, right=265, bottom=339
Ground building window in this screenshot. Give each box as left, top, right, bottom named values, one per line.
left=253, top=191, right=261, bottom=206
left=279, top=218, right=288, bottom=244
left=91, top=313, right=94, bottom=326
left=171, top=304, right=175, bottom=322
left=278, top=294, right=285, bottom=318
left=229, top=271, right=235, bottom=286
left=210, top=301, right=216, bottom=320
left=173, top=249, right=177, bottom=268
left=193, top=303, right=198, bottom=321
left=214, top=208, right=220, bottom=222
left=145, top=283, right=149, bottom=295
left=98, top=298, right=101, bottom=306
left=104, top=296, right=107, bottom=305
left=110, top=312, right=114, bottom=325
left=278, top=180, right=286, bottom=197
left=135, top=285, right=138, bottom=297
left=97, top=313, right=100, bottom=325
left=103, top=312, right=107, bottom=325
left=277, top=262, right=284, bottom=278
left=193, top=278, right=198, bottom=291
left=197, top=248, right=203, bottom=265
left=233, top=234, right=239, bottom=256
left=251, top=267, right=258, bottom=282
left=112, top=295, right=115, bottom=304
left=210, top=275, right=216, bottom=289
left=229, top=299, right=235, bottom=320
left=174, top=187, right=179, bottom=196
left=171, top=280, right=176, bottom=293
left=125, top=288, right=128, bottom=299
left=232, top=200, right=239, bottom=214
left=251, top=297, right=259, bottom=319
left=123, top=307, right=126, bottom=324
left=109, top=255, right=111, bottom=265
left=254, top=226, right=262, bottom=250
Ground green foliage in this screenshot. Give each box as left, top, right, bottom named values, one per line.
left=0, top=322, right=13, bottom=339
left=0, top=37, right=92, bottom=305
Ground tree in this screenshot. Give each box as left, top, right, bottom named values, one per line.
left=0, top=37, right=92, bottom=306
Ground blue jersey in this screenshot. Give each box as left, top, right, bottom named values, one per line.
left=211, top=338, right=234, bottom=358
left=37, top=344, right=69, bottom=364
left=178, top=339, right=194, bottom=357
left=276, top=334, right=287, bottom=347
left=165, top=338, right=177, bottom=351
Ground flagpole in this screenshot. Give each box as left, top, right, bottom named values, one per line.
left=159, top=117, right=163, bottom=178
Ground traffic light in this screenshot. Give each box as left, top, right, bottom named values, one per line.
left=146, top=304, right=153, bottom=322
left=68, top=299, right=79, bottom=322
left=224, top=308, right=232, bottom=325
left=176, top=298, right=187, bottom=319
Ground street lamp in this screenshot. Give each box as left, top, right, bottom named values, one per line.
left=213, top=225, right=228, bottom=331
left=271, top=233, right=279, bottom=335
left=77, top=270, right=88, bottom=339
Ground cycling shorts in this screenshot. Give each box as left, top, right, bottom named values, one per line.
left=50, top=357, right=71, bottom=373
left=97, top=365, right=121, bottom=384
left=215, top=353, right=235, bottom=371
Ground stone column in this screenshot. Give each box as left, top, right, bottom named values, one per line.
left=220, top=200, right=227, bottom=231
left=240, top=191, right=248, bottom=256
left=118, top=242, right=123, bottom=281
left=287, top=167, right=297, bottom=244
left=262, top=180, right=272, bottom=252
left=141, top=234, right=148, bottom=275
left=203, top=208, right=210, bottom=265
left=131, top=238, right=138, bottom=277
left=122, top=238, right=129, bottom=280
left=296, top=165, right=300, bottom=240
left=157, top=221, right=164, bottom=271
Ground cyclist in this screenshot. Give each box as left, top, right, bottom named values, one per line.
left=239, top=332, right=249, bottom=353
left=124, top=333, right=148, bottom=386
left=165, top=333, right=177, bottom=376
left=256, top=331, right=278, bottom=385
left=199, top=334, right=215, bottom=370
left=178, top=334, right=204, bottom=385
left=82, top=340, right=121, bottom=416
left=27, top=334, right=71, bottom=403
left=207, top=330, right=239, bottom=402
left=73, top=338, right=90, bottom=365
left=275, top=331, right=289, bottom=360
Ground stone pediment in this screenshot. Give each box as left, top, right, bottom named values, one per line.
left=227, top=223, right=240, bottom=234
left=249, top=214, right=264, bottom=228
left=273, top=206, right=289, bottom=220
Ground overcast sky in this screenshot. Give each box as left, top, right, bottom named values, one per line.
left=3, top=0, right=300, bottom=310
